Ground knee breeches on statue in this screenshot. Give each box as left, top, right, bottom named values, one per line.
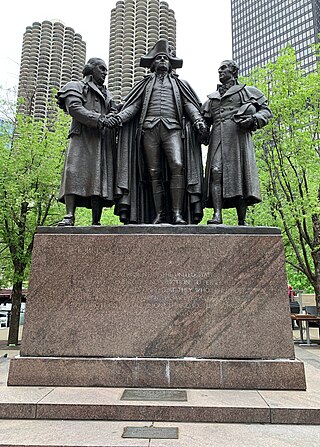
left=143, top=125, right=186, bottom=225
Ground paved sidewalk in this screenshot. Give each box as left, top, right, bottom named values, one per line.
left=0, top=327, right=320, bottom=446
left=0, top=326, right=23, bottom=358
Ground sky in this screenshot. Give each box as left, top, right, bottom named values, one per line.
left=0, top=0, right=232, bottom=103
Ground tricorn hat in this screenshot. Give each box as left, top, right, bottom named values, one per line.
left=140, top=38, right=183, bottom=69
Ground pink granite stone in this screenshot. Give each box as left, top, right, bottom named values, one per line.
left=7, top=357, right=306, bottom=390
left=271, top=408, right=320, bottom=425
left=8, top=226, right=305, bottom=390
left=35, top=403, right=271, bottom=424
left=0, top=403, right=36, bottom=419
left=19, top=229, right=294, bottom=360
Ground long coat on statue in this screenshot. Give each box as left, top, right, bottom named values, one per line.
left=115, top=73, right=204, bottom=224
left=202, top=83, right=272, bottom=209
left=57, top=76, right=117, bottom=208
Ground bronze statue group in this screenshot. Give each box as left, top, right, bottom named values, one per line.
left=56, top=39, right=272, bottom=227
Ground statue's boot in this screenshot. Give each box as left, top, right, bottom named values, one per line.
left=118, top=206, right=129, bottom=224
left=237, top=198, right=247, bottom=226
left=91, top=196, right=103, bottom=226
left=58, top=215, right=75, bottom=226
left=151, top=180, right=167, bottom=224
left=207, top=183, right=223, bottom=225
left=170, top=175, right=187, bottom=225
left=119, top=211, right=128, bottom=224
left=58, top=194, right=75, bottom=226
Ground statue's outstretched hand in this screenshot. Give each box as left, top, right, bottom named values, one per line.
left=104, top=114, right=121, bottom=128
left=194, top=119, right=210, bottom=145
left=194, top=119, right=208, bottom=133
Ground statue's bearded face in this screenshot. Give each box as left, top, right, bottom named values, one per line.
left=153, top=54, right=170, bottom=73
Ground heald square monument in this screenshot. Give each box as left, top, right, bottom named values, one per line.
left=8, top=41, right=306, bottom=390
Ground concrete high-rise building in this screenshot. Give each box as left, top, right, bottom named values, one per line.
left=231, top=0, right=320, bottom=76
left=108, top=0, right=176, bottom=102
left=17, top=20, right=86, bottom=119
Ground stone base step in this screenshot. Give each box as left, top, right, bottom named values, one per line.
left=1, top=386, right=320, bottom=425
left=8, top=356, right=306, bottom=390
left=0, top=420, right=320, bottom=446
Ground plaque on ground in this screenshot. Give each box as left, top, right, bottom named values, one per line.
left=122, top=427, right=179, bottom=439
left=121, top=389, right=187, bottom=401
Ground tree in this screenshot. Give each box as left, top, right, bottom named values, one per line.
left=0, top=92, right=69, bottom=344
left=243, top=47, right=320, bottom=313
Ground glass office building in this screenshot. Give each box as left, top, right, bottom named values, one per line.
left=231, top=0, right=320, bottom=76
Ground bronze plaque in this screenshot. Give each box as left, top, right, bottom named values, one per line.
left=121, top=389, right=187, bottom=401
left=122, top=427, right=179, bottom=439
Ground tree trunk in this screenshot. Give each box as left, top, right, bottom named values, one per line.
left=7, top=280, right=22, bottom=346
left=311, top=251, right=320, bottom=315
left=313, top=252, right=320, bottom=316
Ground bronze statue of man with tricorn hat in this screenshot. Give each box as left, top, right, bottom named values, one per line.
left=106, top=39, right=208, bottom=225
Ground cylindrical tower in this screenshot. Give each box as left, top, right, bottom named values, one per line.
left=108, top=0, right=177, bottom=102
left=108, top=1, right=125, bottom=104
left=17, top=20, right=86, bottom=119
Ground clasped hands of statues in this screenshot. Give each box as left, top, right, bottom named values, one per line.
left=98, top=113, right=122, bottom=129
left=99, top=112, right=257, bottom=136
left=99, top=112, right=210, bottom=137
left=103, top=114, right=123, bottom=128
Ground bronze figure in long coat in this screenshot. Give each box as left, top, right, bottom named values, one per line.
left=107, top=39, right=207, bottom=225
left=202, top=60, right=272, bottom=225
left=57, top=58, right=117, bottom=226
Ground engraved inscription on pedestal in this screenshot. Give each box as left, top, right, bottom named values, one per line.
left=20, top=230, right=295, bottom=360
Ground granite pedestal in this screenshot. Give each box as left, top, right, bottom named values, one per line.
left=8, top=225, right=306, bottom=390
